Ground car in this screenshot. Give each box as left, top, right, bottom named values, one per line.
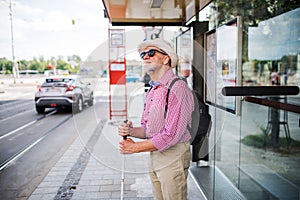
left=126, top=72, right=141, bottom=83
left=34, top=75, right=94, bottom=114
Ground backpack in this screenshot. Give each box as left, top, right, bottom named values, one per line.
left=165, top=77, right=212, bottom=146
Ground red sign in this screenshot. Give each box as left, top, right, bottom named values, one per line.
left=109, top=62, right=126, bottom=84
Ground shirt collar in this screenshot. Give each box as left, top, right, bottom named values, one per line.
left=149, top=80, right=160, bottom=87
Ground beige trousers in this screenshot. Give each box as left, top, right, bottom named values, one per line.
left=149, top=142, right=190, bottom=200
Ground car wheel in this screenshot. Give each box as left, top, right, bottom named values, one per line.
left=36, top=106, right=45, bottom=114
left=88, top=93, right=94, bottom=106
left=74, top=96, right=83, bottom=113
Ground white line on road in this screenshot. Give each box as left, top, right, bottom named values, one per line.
left=0, top=109, right=57, bottom=140
left=0, top=109, right=67, bottom=172
left=0, top=109, right=34, bottom=123
left=45, top=109, right=57, bottom=117
left=0, top=136, right=46, bottom=171
left=0, top=120, right=37, bottom=140
left=0, top=100, right=33, bottom=113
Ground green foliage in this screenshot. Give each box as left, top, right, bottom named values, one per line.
left=56, top=59, right=69, bottom=70
left=68, top=54, right=81, bottom=63
left=0, top=55, right=81, bottom=74
left=0, top=57, right=13, bottom=73
left=211, top=0, right=300, bottom=27
left=242, top=134, right=265, bottom=148
left=241, top=134, right=300, bottom=149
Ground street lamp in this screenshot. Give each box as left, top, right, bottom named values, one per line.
left=9, top=0, right=19, bottom=83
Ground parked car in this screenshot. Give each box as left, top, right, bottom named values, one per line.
left=34, top=75, right=94, bottom=114
left=126, top=72, right=141, bottom=83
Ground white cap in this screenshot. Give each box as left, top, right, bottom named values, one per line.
left=138, top=38, right=178, bottom=68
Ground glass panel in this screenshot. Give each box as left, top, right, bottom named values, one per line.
left=176, top=29, right=192, bottom=80
left=198, top=0, right=300, bottom=199
left=198, top=2, right=244, bottom=198
left=240, top=5, right=300, bottom=200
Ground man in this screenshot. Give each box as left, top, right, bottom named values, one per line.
left=118, top=38, right=194, bottom=200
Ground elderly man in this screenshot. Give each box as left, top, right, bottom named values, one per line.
left=118, top=38, right=194, bottom=200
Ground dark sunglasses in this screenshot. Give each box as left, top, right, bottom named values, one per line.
left=140, top=49, right=168, bottom=59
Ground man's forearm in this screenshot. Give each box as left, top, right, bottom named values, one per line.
left=130, top=127, right=146, bottom=139
left=134, top=140, right=158, bottom=153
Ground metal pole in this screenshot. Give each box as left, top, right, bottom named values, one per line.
left=9, top=0, right=18, bottom=83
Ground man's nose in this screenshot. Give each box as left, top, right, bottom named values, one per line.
left=143, top=53, right=150, bottom=60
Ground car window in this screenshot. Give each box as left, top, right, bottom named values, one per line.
left=45, top=78, right=74, bottom=83
left=42, top=78, right=74, bottom=86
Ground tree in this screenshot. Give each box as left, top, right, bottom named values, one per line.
left=67, top=54, right=81, bottom=74
left=68, top=54, right=81, bottom=63
left=18, top=59, right=28, bottom=71
left=28, top=57, right=46, bottom=73
left=0, top=58, right=13, bottom=74
left=56, top=58, right=70, bottom=70
left=211, top=0, right=300, bottom=27
left=0, top=54, right=81, bottom=74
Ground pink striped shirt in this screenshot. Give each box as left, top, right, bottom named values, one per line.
left=141, top=69, right=194, bottom=151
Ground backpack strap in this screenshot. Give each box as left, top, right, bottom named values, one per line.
left=164, top=77, right=187, bottom=118
left=145, top=86, right=153, bottom=98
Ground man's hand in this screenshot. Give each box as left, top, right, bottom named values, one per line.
left=118, top=121, right=133, bottom=138
left=119, top=138, right=136, bottom=154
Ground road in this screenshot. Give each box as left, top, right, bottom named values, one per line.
left=0, top=97, right=96, bottom=199
left=0, top=76, right=145, bottom=199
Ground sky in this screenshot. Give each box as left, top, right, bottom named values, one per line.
left=0, top=0, right=182, bottom=62
left=0, top=0, right=110, bottom=61
left=249, top=7, right=300, bottom=60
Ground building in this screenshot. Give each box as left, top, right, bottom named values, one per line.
left=102, top=1, right=300, bottom=199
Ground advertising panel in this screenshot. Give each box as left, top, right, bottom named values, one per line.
left=205, top=17, right=242, bottom=114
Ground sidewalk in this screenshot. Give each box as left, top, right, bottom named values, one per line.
left=0, top=75, right=43, bottom=101
left=28, top=92, right=204, bottom=200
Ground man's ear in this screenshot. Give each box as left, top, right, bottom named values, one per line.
left=163, top=56, right=170, bottom=66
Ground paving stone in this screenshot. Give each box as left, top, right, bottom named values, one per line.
left=90, top=179, right=113, bottom=185
left=29, top=119, right=202, bottom=199
left=32, top=186, right=58, bottom=194
left=70, top=191, right=86, bottom=200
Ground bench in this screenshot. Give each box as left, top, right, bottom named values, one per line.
left=189, top=165, right=247, bottom=200
left=240, top=164, right=299, bottom=200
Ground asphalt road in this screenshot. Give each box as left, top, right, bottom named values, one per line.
left=0, top=100, right=99, bottom=199
left=0, top=76, right=145, bottom=199
left=0, top=78, right=96, bottom=199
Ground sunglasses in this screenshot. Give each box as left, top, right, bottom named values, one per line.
left=140, top=49, right=168, bottom=59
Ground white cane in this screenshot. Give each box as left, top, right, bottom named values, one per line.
left=120, top=87, right=141, bottom=199
left=120, top=120, right=128, bottom=200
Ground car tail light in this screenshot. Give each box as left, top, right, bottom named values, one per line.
left=66, top=85, right=75, bottom=92
left=37, top=85, right=42, bottom=92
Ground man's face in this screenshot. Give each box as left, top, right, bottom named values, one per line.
left=140, top=46, right=169, bottom=74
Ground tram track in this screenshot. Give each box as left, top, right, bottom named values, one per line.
left=0, top=109, right=57, bottom=140
left=0, top=100, right=33, bottom=121
left=0, top=109, right=72, bottom=172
